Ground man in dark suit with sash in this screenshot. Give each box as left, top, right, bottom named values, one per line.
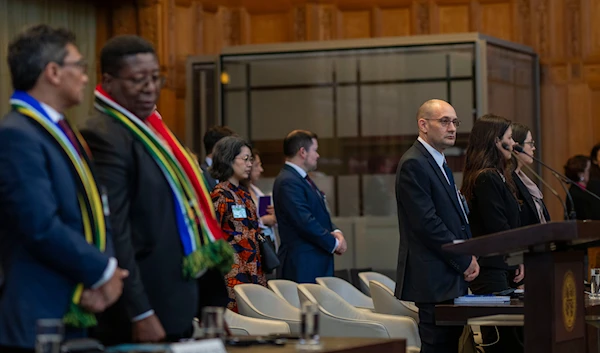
left=81, top=35, right=232, bottom=345
left=395, top=99, right=479, bottom=353
left=0, top=25, right=127, bottom=352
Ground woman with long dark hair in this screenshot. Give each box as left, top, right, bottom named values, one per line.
left=461, top=114, right=523, bottom=352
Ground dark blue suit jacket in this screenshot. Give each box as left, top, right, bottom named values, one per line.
left=273, top=164, right=337, bottom=283
left=394, top=141, right=472, bottom=303
left=0, top=110, right=112, bottom=349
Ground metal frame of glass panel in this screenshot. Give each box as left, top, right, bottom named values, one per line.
left=186, top=33, right=539, bottom=218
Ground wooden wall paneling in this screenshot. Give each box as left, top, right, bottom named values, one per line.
left=376, top=7, right=411, bottom=37
left=582, top=0, right=600, bottom=62
left=339, top=9, right=372, bottom=39
left=567, top=83, right=593, bottom=156
left=411, top=0, right=432, bottom=34
left=249, top=11, right=291, bottom=44
left=590, top=82, right=600, bottom=143
left=432, top=0, right=470, bottom=35
left=540, top=80, right=568, bottom=219
left=512, top=0, right=532, bottom=47
left=477, top=1, right=513, bottom=41
left=111, top=3, right=139, bottom=36
left=316, top=5, right=342, bottom=41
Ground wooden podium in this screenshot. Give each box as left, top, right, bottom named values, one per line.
left=443, top=220, right=600, bottom=353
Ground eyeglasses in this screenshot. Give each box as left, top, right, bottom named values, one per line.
left=60, top=59, right=88, bottom=72
left=114, top=75, right=166, bottom=90
left=424, top=117, right=461, bottom=128
left=235, top=156, right=254, bottom=164
left=523, top=140, right=536, bottom=147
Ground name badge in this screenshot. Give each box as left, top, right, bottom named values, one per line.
left=232, top=204, right=247, bottom=219
left=458, top=189, right=470, bottom=215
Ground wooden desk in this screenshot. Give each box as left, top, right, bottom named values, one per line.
left=435, top=297, right=600, bottom=353
left=227, top=337, right=406, bottom=353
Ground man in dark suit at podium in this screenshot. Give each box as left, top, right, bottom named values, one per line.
left=394, top=99, right=480, bottom=353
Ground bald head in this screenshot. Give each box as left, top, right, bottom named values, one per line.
left=416, top=99, right=451, bottom=121
left=416, top=99, right=458, bottom=153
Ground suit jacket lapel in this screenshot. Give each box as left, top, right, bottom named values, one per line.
left=283, top=164, right=329, bottom=214
left=414, top=141, right=466, bottom=222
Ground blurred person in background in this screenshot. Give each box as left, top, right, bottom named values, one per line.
left=210, top=136, right=267, bottom=312
left=564, top=155, right=600, bottom=220
left=248, top=149, right=278, bottom=250
left=202, top=126, right=235, bottom=190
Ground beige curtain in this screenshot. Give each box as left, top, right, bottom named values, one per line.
left=0, top=0, right=97, bottom=123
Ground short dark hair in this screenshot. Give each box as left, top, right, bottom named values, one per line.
left=210, top=136, right=252, bottom=181
left=8, top=24, right=76, bottom=91
left=100, top=35, right=156, bottom=76
left=564, top=155, right=590, bottom=181
left=283, top=130, right=318, bottom=158
left=203, top=126, right=235, bottom=154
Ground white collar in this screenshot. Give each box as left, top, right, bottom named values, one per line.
left=205, top=157, right=213, bottom=167
left=418, top=136, right=446, bottom=168
left=39, top=102, right=63, bottom=123
left=285, top=161, right=307, bottom=178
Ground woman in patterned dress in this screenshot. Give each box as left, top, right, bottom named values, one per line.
left=209, top=136, right=267, bottom=312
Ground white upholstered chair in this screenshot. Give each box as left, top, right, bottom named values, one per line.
left=233, top=284, right=301, bottom=333
left=298, top=283, right=421, bottom=350
left=268, top=279, right=301, bottom=308
left=315, top=276, right=374, bottom=310
left=369, top=280, right=419, bottom=322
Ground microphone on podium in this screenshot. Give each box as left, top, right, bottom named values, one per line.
left=502, top=143, right=571, bottom=219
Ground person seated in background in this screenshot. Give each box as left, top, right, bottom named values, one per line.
left=589, top=143, right=600, bottom=181
left=202, top=126, right=235, bottom=190
left=564, top=155, right=600, bottom=220
left=511, top=123, right=550, bottom=226
left=587, top=144, right=600, bottom=200
left=248, top=149, right=278, bottom=250
left=210, top=136, right=267, bottom=312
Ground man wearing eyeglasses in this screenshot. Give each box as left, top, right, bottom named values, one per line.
left=80, top=35, right=230, bottom=345
left=0, top=25, right=128, bottom=352
left=394, top=99, right=479, bottom=353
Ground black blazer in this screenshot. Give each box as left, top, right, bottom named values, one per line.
left=468, top=170, right=520, bottom=270
left=568, top=183, right=600, bottom=220
left=80, top=112, right=202, bottom=344
left=394, top=141, right=472, bottom=303
left=201, top=161, right=218, bottom=191
left=512, top=171, right=550, bottom=226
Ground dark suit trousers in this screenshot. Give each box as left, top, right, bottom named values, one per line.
left=416, top=301, right=463, bottom=353
left=0, top=346, right=34, bottom=353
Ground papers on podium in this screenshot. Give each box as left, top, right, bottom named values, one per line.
left=454, top=295, right=511, bottom=305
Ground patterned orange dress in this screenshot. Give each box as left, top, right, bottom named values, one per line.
left=211, top=181, right=267, bottom=312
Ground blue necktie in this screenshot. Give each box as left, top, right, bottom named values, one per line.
left=443, top=161, right=455, bottom=188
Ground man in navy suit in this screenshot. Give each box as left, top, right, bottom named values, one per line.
left=395, top=99, right=479, bottom=353
left=0, top=25, right=127, bottom=352
left=273, top=130, right=347, bottom=283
